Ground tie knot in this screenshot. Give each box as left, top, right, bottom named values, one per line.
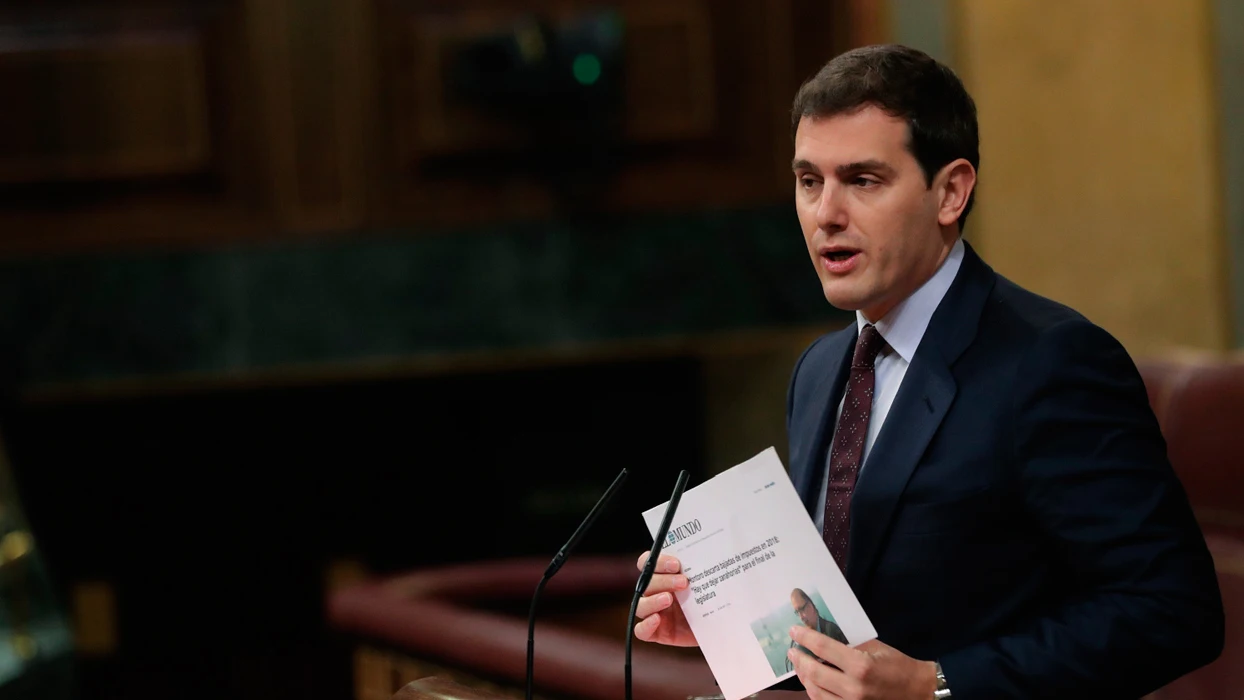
left=852, top=324, right=887, bottom=367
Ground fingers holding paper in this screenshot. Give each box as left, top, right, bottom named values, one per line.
left=637, top=552, right=687, bottom=597
left=633, top=552, right=699, bottom=647
left=786, top=629, right=938, bottom=700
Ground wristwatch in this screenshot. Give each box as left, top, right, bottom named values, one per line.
left=933, top=661, right=952, bottom=699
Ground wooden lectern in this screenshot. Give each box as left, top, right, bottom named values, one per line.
left=329, top=556, right=720, bottom=700
left=390, top=675, right=806, bottom=700
left=334, top=556, right=815, bottom=700
left=393, top=676, right=512, bottom=700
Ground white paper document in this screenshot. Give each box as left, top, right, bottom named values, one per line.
left=641, top=447, right=877, bottom=700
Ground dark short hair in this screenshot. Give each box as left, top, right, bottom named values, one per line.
left=791, top=44, right=980, bottom=230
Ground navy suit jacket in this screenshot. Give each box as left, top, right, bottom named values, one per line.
left=786, top=243, right=1223, bottom=698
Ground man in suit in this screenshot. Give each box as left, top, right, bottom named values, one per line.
left=633, top=44, right=1224, bottom=698
left=791, top=588, right=847, bottom=645
left=788, top=588, right=848, bottom=673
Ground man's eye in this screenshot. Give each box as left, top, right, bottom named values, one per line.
left=800, top=177, right=819, bottom=189
left=853, top=176, right=879, bottom=187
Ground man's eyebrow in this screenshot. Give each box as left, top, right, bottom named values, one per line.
left=791, top=158, right=819, bottom=173
left=835, top=159, right=896, bottom=177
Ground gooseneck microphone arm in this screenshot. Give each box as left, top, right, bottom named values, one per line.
left=625, top=470, right=690, bottom=700
left=526, top=467, right=628, bottom=700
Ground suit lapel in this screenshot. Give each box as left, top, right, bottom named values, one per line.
left=845, top=354, right=956, bottom=588
left=793, top=328, right=856, bottom=515
left=844, top=243, right=997, bottom=590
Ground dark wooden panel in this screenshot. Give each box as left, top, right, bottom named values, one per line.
left=0, top=32, right=210, bottom=183
left=0, top=2, right=274, bottom=256
left=368, top=0, right=841, bottom=227
left=246, top=0, right=371, bottom=233
left=0, top=0, right=876, bottom=255
left=403, top=1, right=715, bottom=155
left=623, top=2, right=715, bottom=142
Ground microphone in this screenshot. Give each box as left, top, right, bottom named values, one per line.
left=526, top=467, right=628, bottom=700
left=625, top=469, right=690, bottom=700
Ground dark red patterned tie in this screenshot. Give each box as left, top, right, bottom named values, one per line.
left=823, top=324, right=887, bottom=571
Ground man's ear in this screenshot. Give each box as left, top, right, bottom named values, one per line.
left=936, top=159, right=977, bottom=227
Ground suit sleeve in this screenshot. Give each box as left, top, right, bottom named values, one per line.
left=936, top=320, right=1224, bottom=699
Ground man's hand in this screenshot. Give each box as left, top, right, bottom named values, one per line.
left=631, top=552, right=698, bottom=647
left=787, top=627, right=937, bottom=700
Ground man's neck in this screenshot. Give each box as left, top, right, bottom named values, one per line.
left=856, top=237, right=966, bottom=362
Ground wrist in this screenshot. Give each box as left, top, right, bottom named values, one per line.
left=917, top=660, right=939, bottom=699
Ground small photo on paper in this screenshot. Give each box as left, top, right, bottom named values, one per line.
left=748, top=586, right=847, bottom=676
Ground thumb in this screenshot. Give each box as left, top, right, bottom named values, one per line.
left=634, top=614, right=660, bottom=640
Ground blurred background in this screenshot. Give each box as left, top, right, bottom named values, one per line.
left=0, top=0, right=1239, bottom=698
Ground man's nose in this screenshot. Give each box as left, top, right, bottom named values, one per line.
left=815, top=185, right=848, bottom=233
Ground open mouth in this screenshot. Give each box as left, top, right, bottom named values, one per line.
left=819, top=248, right=861, bottom=272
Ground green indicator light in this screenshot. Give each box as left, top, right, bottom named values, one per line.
left=572, top=53, right=602, bottom=85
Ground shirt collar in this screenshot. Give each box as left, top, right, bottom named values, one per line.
left=856, top=237, right=965, bottom=363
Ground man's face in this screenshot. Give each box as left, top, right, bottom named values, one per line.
left=791, top=592, right=818, bottom=628
left=792, top=106, right=954, bottom=322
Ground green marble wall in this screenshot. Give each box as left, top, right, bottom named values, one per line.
left=0, top=205, right=847, bottom=388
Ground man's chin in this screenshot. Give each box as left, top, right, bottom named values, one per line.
left=821, top=290, right=866, bottom=312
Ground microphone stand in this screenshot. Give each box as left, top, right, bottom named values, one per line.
left=526, top=468, right=628, bottom=700
left=625, top=470, right=690, bottom=700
